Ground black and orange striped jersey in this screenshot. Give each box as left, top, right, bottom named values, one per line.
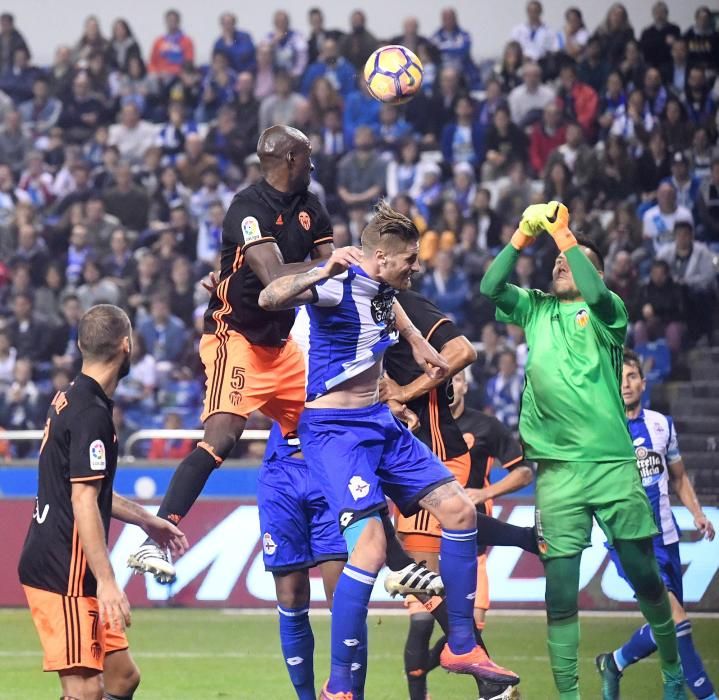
left=455, top=406, right=525, bottom=516
left=204, top=179, right=333, bottom=347
left=18, top=374, right=118, bottom=598
left=384, top=291, right=468, bottom=461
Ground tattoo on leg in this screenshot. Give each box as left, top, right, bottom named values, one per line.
left=419, top=481, right=463, bottom=511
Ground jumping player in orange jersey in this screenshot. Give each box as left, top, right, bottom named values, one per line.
left=128, top=125, right=447, bottom=581
left=18, top=304, right=187, bottom=700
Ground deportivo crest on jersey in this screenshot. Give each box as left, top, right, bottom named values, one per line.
left=263, top=532, right=277, bottom=555
left=241, top=216, right=262, bottom=243
left=89, top=440, right=106, bottom=470
left=575, top=309, right=589, bottom=328
left=299, top=211, right=311, bottom=230
left=348, top=475, right=370, bottom=501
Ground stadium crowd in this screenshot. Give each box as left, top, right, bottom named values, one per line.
left=0, top=2, right=717, bottom=457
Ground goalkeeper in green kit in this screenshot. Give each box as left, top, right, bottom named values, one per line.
left=480, top=202, right=685, bottom=700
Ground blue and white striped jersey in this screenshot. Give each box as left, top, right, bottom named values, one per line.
left=627, top=408, right=682, bottom=545
left=304, top=265, right=398, bottom=401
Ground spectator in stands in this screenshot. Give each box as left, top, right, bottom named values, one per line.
left=605, top=249, right=639, bottom=307
left=610, top=89, right=655, bottom=155
left=48, top=45, right=73, bottom=98
left=638, top=129, right=671, bottom=202
left=683, top=65, right=716, bottom=128
left=76, top=258, right=121, bottom=310
left=483, top=349, right=523, bottom=430
left=169, top=255, right=196, bottom=326
left=7, top=292, right=46, bottom=362
left=337, top=126, right=385, bottom=213
left=196, top=200, right=224, bottom=267
left=83, top=195, right=119, bottom=256
left=385, top=138, right=420, bottom=199
left=690, top=126, right=716, bottom=180
left=508, top=61, right=556, bottom=128
left=114, top=330, right=157, bottom=416
left=481, top=105, right=528, bottom=182
left=307, top=7, right=344, bottom=65
left=597, top=70, right=626, bottom=139
left=683, top=5, right=719, bottom=74
left=161, top=59, right=201, bottom=115
left=175, top=133, right=218, bottom=191
left=473, top=188, right=503, bottom=252
left=445, top=163, right=477, bottom=219
left=213, top=12, right=255, bottom=74
left=108, top=102, right=156, bottom=165
left=440, top=95, right=483, bottom=167
left=33, top=262, right=66, bottom=324
left=64, top=223, right=93, bottom=285
left=633, top=258, right=686, bottom=353
left=339, top=10, right=377, bottom=72
left=510, top=0, right=557, bottom=63
left=658, top=221, right=717, bottom=343
left=196, top=51, right=237, bottom=123
left=230, top=70, right=260, bottom=147
left=529, top=102, right=566, bottom=176
left=267, top=10, right=307, bottom=80
left=138, top=292, right=187, bottom=364
left=59, top=72, right=106, bottom=144
left=253, top=42, right=275, bottom=102
left=73, top=15, right=110, bottom=65
left=643, top=181, right=694, bottom=253
left=697, top=157, right=719, bottom=244
left=127, top=251, right=168, bottom=316
left=18, top=76, right=61, bottom=140
left=307, top=76, right=343, bottom=132
left=556, top=122, right=597, bottom=195
left=597, top=134, right=637, bottom=206
left=660, top=96, right=693, bottom=154
left=390, top=16, right=433, bottom=60
left=0, top=356, right=40, bottom=452
left=421, top=249, right=469, bottom=326
left=577, top=36, right=609, bottom=94
left=102, top=227, right=135, bottom=282
left=620, top=41, right=648, bottom=93
left=342, top=76, right=381, bottom=146
left=109, top=19, right=142, bottom=73
left=513, top=253, right=538, bottom=290
left=0, top=329, right=16, bottom=389
left=559, top=7, right=589, bottom=60
left=543, top=159, right=578, bottom=204
left=556, top=61, right=598, bottom=140
left=149, top=9, right=194, bottom=79
left=155, top=101, right=195, bottom=162
left=0, top=110, right=30, bottom=175
left=109, top=55, right=157, bottom=119
left=258, top=70, right=307, bottom=134
left=0, top=163, right=29, bottom=226
left=492, top=42, right=522, bottom=95
left=0, top=46, right=39, bottom=104
left=54, top=160, right=94, bottom=216
left=662, top=150, right=701, bottom=213
left=662, top=38, right=689, bottom=97
left=594, top=2, right=635, bottom=69
left=103, top=161, right=149, bottom=232
left=376, top=104, right=412, bottom=152
left=10, top=223, right=48, bottom=286
left=189, top=165, right=232, bottom=221
left=639, top=2, right=680, bottom=71
left=147, top=412, right=194, bottom=459
left=0, top=13, right=28, bottom=74
left=643, top=67, right=668, bottom=117
left=431, top=7, right=478, bottom=86
left=301, top=37, right=355, bottom=98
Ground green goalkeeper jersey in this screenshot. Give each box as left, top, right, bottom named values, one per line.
left=481, top=244, right=634, bottom=463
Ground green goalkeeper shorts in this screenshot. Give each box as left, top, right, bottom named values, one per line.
left=534, top=459, right=658, bottom=559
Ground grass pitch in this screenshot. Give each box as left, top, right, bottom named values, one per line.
left=2, top=608, right=717, bottom=699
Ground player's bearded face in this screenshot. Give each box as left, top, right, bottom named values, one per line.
left=551, top=254, right=580, bottom=300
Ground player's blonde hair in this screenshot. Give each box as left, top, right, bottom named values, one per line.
left=361, top=199, right=418, bottom=252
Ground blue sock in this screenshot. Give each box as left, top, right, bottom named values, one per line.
left=328, top=564, right=377, bottom=694
left=677, top=620, right=716, bottom=699
left=440, top=527, right=478, bottom=655
left=278, top=605, right=315, bottom=700
left=351, top=620, right=368, bottom=700
left=615, top=624, right=657, bottom=671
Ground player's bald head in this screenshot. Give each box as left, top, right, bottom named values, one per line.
left=257, top=125, right=310, bottom=166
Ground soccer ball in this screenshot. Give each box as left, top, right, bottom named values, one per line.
left=363, top=45, right=423, bottom=105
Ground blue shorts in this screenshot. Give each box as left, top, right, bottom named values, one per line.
left=298, top=402, right=455, bottom=531
left=257, top=454, right=347, bottom=573
left=609, top=539, right=684, bottom=604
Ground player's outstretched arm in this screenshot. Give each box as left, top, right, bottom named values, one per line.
left=112, top=492, right=188, bottom=556
left=668, top=458, right=716, bottom=541
left=258, top=246, right=362, bottom=310
left=392, top=300, right=450, bottom=380
left=72, top=481, right=131, bottom=631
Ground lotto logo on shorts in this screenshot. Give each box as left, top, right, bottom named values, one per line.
left=348, top=476, right=370, bottom=501
left=263, top=533, right=277, bottom=555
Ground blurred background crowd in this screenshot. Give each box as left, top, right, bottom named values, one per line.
left=0, top=2, right=717, bottom=458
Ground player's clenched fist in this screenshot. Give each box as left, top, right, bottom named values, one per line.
left=538, top=201, right=577, bottom=252
left=321, top=246, right=362, bottom=278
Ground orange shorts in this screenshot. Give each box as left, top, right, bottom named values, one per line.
left=23, top=585, right=128, bottom=672
left=396, top=452, right=471, bottom=553
left=199, top=331, right=305, bottom=434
